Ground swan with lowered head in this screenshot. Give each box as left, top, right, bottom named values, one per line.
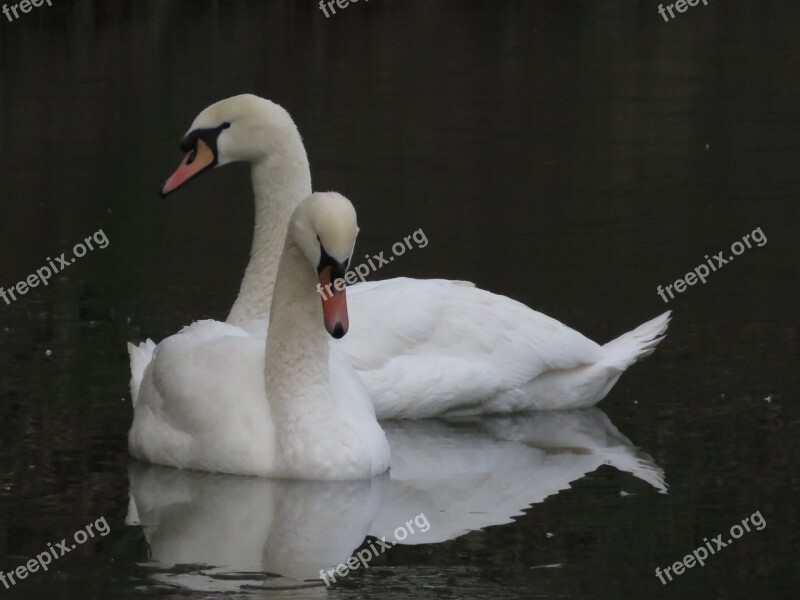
left=132, top=94, right=671, bottom=419
left=128, top=192, right=390, bottom=479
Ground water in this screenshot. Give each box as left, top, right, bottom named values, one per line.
left=1, top=1, right=798, bottom=598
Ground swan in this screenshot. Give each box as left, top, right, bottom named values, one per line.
left=128, top=192, right=390, bottom=479
left=132, top=93, right=671, bottom=418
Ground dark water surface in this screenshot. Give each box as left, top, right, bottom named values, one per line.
left=1, top=1, right=798, bottom=598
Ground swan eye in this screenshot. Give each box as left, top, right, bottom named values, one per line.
left=221, top=122, right=231, bottom=129
left=186, top=146, right=198, bottom=165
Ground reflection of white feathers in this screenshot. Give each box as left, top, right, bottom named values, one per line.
left=127, top=409, right=666, bottom=592
left=130, top=464, right=388, bottom=587
left=371, top=410, right=666, bottom=544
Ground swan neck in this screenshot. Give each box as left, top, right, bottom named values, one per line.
left=264, top=240, right=330, bottom=408
left=226, top=141, right=311, bottom=325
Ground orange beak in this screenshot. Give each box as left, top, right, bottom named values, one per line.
left=318, top=266, right=349, bottom=339
left=160, top=138, right=217, bottom=197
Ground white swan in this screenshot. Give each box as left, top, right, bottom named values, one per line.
left=132, top=94, right=670, bottom=418
left=128, top=192, right=390, bottom=479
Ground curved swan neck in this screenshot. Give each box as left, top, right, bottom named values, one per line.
left=264, top=239, right=330, bottom=413
left=226, top=131, right=312, bottom=325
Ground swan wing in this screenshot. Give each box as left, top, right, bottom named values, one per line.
left=128, top=320, right=276, bottom=475
left=339, top=278, right=605, bottom=417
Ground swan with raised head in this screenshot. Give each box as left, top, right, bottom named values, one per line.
left=131, top=94, right=670, bottom=419
left=128, top=192, right=390, bottom=479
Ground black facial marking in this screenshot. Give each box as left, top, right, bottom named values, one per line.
left=317, top=245, right=350, bottom=282
left=179, top=122, right=230, bottom=155
left=161, top=122, right=231, bottom=198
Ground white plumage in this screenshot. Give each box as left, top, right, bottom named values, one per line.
left=129, top=95, right=671, bottom=469
left=129, top=193, right=390, bottom=479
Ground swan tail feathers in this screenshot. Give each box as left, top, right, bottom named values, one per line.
left=602, top=311, right=671, bottom=370
left=128, top=339, right=157, bottom=407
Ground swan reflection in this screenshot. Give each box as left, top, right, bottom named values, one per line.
left=127, top=408, right=665, bottom=592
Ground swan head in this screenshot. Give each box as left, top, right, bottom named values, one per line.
left=291, top=192, right=358, bottom=339
left=160, top=94, right=298, bottom=196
